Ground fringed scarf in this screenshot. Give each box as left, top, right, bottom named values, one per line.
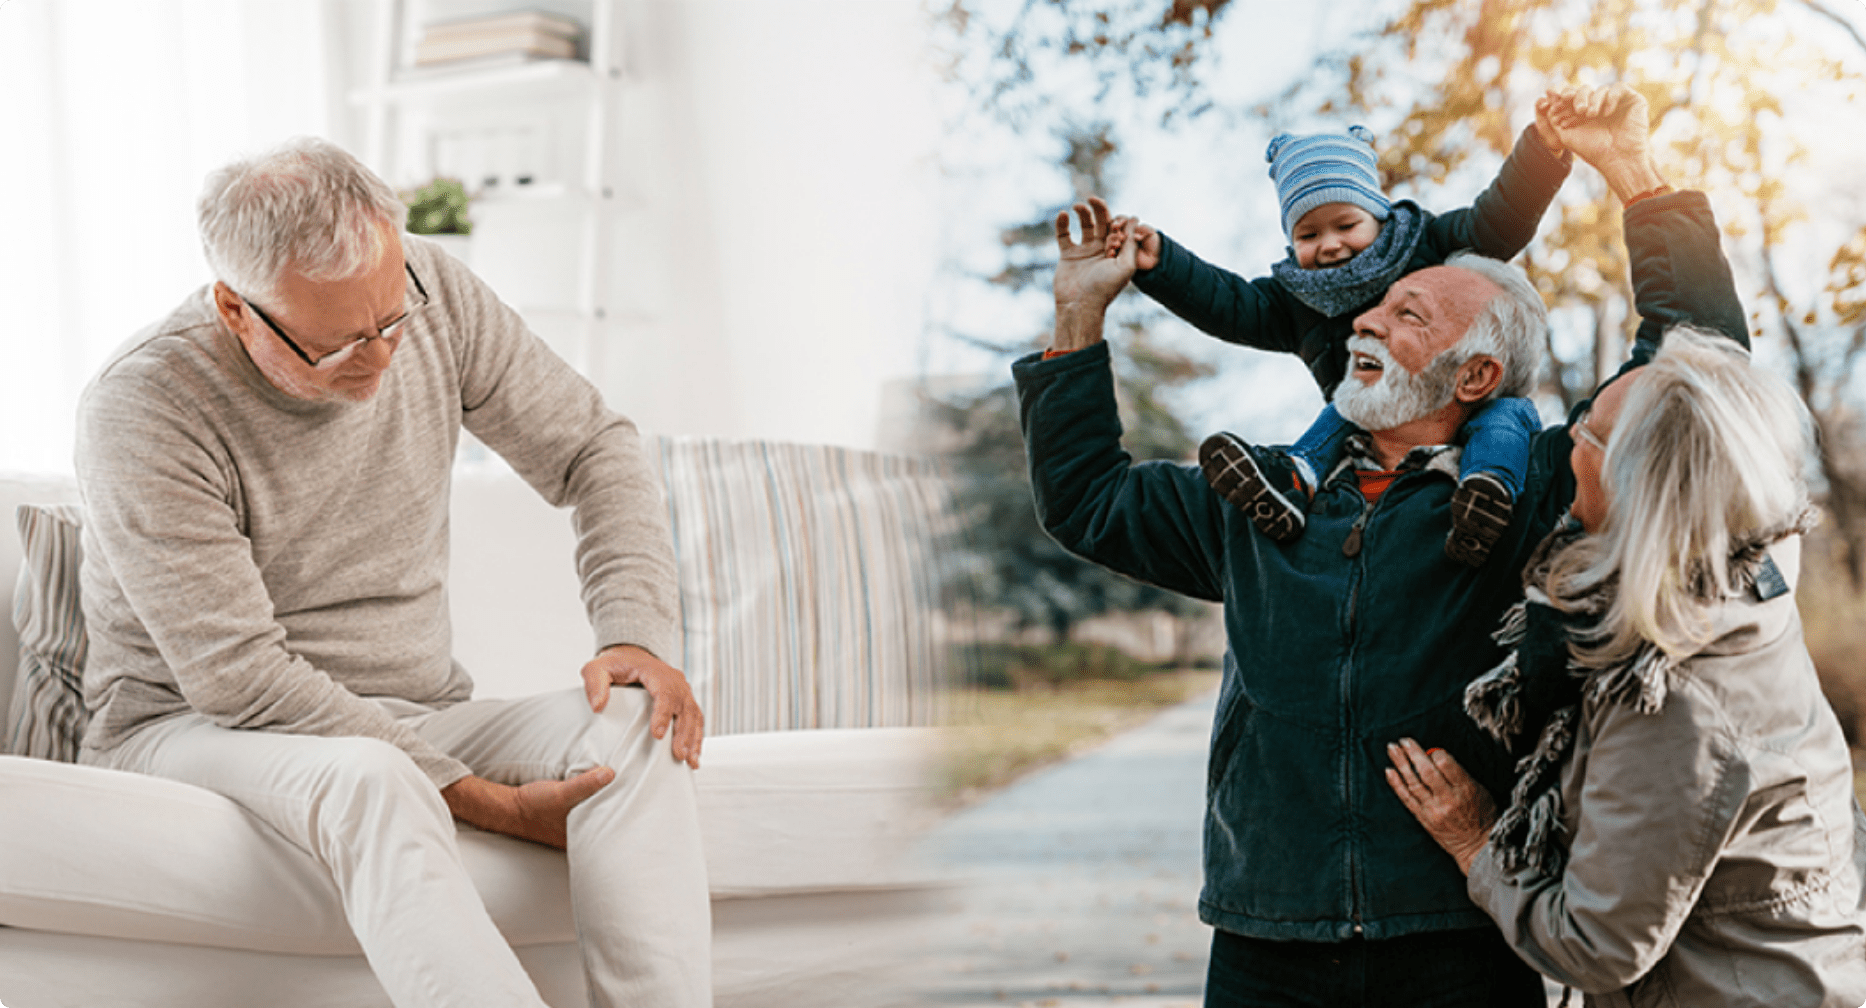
left=1271, top=201, right=1427, bottom=318
left=1463, top=509, right=1818, bottom=881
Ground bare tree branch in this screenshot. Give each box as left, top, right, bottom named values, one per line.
left=1794, top=0, right=1866, bottom=58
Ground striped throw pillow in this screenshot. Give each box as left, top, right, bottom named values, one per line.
left=655, top=438, right=954, bottom=735
left=7, top=503, right=88, bottom=762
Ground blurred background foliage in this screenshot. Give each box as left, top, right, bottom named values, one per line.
left=934, top=123, right=1216, bottom=667
left=928, top=0, right=1866, bottom=774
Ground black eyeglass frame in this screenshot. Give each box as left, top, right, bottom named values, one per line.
left=241, top=263, right=430, bottom=369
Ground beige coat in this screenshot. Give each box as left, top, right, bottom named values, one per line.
left=1469, top=538, right=1866, bottom=1008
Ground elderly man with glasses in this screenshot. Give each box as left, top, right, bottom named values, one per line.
left=71, top=137, right=709, bottom=1008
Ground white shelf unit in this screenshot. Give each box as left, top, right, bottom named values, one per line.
left=350, top=0, right=625, bottom=380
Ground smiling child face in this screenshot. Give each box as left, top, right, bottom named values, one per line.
left=1292, top=203, right=1382, bottom=270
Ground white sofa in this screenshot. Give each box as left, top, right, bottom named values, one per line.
left=0, top=437, right=952, bottom=1008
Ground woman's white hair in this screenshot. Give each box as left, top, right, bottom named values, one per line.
left=197, top=136, right=407, bottom=305
left=1550, top=326, right=1812, bottom=665
left=1441, top=251, right=1547, bottom=399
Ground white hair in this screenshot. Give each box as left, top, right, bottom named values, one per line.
left=1440, top=251, right=1547, bottom=399
left=1549, top=326, right=1812, bottom=665
left=197, top=136, right=407, bottom=305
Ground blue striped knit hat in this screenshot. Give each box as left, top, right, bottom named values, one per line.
left=1266, top=125, right=1391, bottom=239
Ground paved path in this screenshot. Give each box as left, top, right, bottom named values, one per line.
left=911, top=688, right=1566, bottom=1008
left=913, top=692, right=1218, bottom=1006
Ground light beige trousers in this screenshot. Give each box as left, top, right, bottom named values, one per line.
left=87, top=687, right=712, bottom=1008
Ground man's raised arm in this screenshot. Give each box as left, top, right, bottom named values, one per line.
left=1011, top=198, right=1229, bottom=604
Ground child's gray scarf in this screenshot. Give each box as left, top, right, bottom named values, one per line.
left=1463, top=510, right=1815, bottom=881
left=1271, top=200, right=1427, bottom=318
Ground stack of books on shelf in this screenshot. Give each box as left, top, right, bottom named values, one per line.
left=413, top=10, right=584, bottom=70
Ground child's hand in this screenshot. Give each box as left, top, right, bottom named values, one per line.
left=1533, top=92, right=1565, bottom=158
left=1105, top=216, right=1160, bottom=270
left=1132, top=223, right=1161, bottom=271
left=1105, top=216, right=1132, bottom=258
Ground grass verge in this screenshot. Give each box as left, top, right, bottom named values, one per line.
left=937, top=670, right=1221, bottom=807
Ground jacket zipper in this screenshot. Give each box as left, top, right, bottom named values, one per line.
left=1340, top=485, right=1380, bottom=936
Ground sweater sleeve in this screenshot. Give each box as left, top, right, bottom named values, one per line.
left=1132, top=232, right=1310, bottom=357
left=1466, top=685, right=1745, bottom=994
left=428, top=246, right=681, bottom=666
left=1013, top=342, right=1227, bottom=603
left=76, top=374, right=474, bottom=788
left=1419, top=124, right=1573, bottom=262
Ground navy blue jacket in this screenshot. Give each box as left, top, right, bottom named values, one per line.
left=1135, top=125, right=1574, bottom=399
left=1014, top=191, right=1746, bottom=941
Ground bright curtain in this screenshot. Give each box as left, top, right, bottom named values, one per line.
left=0, top=0, right=339, bottom=473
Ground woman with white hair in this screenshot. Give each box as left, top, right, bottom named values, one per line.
left=1384, top=326, right=1866, bottom=1007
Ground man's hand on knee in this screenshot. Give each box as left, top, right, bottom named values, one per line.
left=582, top=644, right=705, bottom=769
left=442, top=769, right=614, bottom=849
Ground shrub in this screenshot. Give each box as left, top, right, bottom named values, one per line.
left=963, top=641, right=1168, bottom=690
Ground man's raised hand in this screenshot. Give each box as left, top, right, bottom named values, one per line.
left=1051, top=196, right=1137, bottom=353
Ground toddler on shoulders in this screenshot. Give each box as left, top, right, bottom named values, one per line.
left=1107, top=107, right=1572, bottom=566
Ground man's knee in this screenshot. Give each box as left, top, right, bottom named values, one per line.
left=601, top=684, right=656, bottom=721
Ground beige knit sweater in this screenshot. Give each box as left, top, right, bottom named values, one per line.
left=74, top=238, right=678, bottom=787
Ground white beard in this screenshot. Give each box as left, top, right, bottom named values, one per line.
left=1332, top=336, right=1462, bottom=431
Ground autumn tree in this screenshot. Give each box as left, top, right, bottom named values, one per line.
left=931, top=0, right=1236, bottom=128
left=1281, top=0, right=1866, bottom=585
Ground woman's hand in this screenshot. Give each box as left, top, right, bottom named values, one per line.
left=1385, top=738, right=1499, bottom=875
left=1540, top=84, right=1664, bottom=202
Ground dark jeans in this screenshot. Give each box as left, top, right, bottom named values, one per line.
left=1204, top=926, right=1547, bottom=1008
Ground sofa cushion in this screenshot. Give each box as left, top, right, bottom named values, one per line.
left=655, top=439, right=954, bottom=735
left=0, top=726, right=937, bottom=954
left=698, top=726, right=938, bottom=897
left=0, top=476, right=81, bottom=716
left=6, top=503, right=87, bottom=762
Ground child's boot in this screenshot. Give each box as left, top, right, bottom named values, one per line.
left=1200, top=432, right=1308, bottom=543
left=1446, top=471, right=1514, bottom=567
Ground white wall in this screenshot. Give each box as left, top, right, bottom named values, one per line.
left=350, top=0, right=943, bottom=450
left=0, top=0, right=334, bottom=473
left=595, top=0, right=941, bottom=448
left=0, top=0, right=940, bottom=474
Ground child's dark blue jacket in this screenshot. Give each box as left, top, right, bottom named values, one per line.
left=1014, top=192, right=1745, bottom=941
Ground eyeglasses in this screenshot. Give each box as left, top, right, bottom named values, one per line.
left=241, top=263, right=430, bottom=370
left=1572, top=406, right=1608, bottom=452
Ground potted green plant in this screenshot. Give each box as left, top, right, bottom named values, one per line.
left=401, top=178, right=473, bottom=263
